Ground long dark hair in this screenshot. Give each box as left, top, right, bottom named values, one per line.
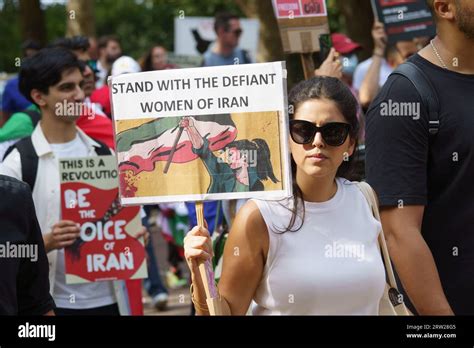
left=278, top=76, right=360, bottom=233
left=226, top=138, right=279, bottom=191
left=140, top=45, right=168, bottom=72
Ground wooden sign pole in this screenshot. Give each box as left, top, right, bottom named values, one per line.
left=195, top=201, right=223, bottom=315
left=300, top=53, right=315, bottom=80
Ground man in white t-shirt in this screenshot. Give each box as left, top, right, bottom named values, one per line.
left=0, top=47, right=145, bottom=315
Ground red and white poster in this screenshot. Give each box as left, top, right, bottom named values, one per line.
left=272, top=0, right=329, bottom=53
left=273, top=0, right=327, bottom=19
left=60, top=155, right=147, bottom=284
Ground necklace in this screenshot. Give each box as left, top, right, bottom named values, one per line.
left=430, top=39, right=448, bottom=69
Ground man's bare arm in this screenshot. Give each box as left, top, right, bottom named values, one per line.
left=380, top=205, right=454, bottom=315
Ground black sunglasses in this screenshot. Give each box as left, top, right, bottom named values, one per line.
left=289, top=120, right=351, bottom=146
left=78, top=59, right=98, bottom=74
left=227, top=28, right=242, bottom=37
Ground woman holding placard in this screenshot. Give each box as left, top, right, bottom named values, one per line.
left=184, top=76, right=387, bottom=315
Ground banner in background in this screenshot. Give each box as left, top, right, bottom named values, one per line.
left=371, top=0, right=436, bottom=43
left=174, top=17, right=259, bottom=61
left=272, top=0, right=330, bottom=53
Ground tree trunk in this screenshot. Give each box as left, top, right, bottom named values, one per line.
left=235, top=0, right=284, bottom=63
left=66, top=0, right=96, bottom=37
left=335, top=0, right=374, bottom=61
left=19, top=0, right=46, bottom=46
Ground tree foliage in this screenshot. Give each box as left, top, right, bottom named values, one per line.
left=0, top=0, right=373, bottom=76
left=0, top=0, right=243, bottom=72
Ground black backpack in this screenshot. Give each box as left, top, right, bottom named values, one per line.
left=21, top=109, right=41, bottom=128
left=2, top=136, right=111, bottom=191
left=388, top=61, right=440, bottom=136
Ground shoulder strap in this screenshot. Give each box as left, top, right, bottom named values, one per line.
left=357, top=182, right=413, bottom=315
left=21, top=109, right=41, bottom=128
left=241, top=49, right=252, bottom=65
left=92, top=139, right=112, bottom=155
left=357, top=182, right=398, bottom=289
left=357, top=182, right=412, bottom=316
left=389, top=62, right=440, bottom=135
left=3, top=137, right=38, bottom=191
left=3, top=137, right=110, bottom=192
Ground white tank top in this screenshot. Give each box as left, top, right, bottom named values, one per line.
left=251, top=178, right=385, bottom=315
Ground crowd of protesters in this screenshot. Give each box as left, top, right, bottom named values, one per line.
left=1, top=0, right=473, bottom=316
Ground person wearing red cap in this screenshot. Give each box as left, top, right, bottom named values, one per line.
left=325, top=33, right=365, bottom=144
left=331, top=33, right=362, bottom=87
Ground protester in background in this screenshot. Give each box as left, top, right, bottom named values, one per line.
left=0, top=100, right=38, bottom=160
left=202, top=12, right=251, bottom=67
left=331, top=33, right=362, bottom=87
left=365, top=0, right=474, bottom=315
left=88, top=37, right=99, bottom=61
left=142, top=206, right=169, bottom=311
left=0, top=41, right=43, bottom=159
left=95, top=35, right=122, bottom=88
left=185, top=76, right=386, bottom=315
left=314, top=47, right=342, bottom=79
left=0, top=48, right=146, bottom=315
left=326, top=33, right=367, bottom=145
left=0, top=175, right=55, bottom=315
left=353, top=21, right=418, bottom=110
left=158, top=204, right=189, bottom=289
left=21, top=39, right=42, bottom=59
left=140, top=45, right=177, bottom=71
left=1, top=40, right=41, bottom=120
left=91, top=55, right=141, bottom=118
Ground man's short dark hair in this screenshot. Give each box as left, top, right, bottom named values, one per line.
left=18, top=47, right=83, bottom=104
left=214, top=12, right=239, bottom=33
left=21, top=40, right=42, bottom=55
left=49, top=36, right=90, bottom=52
left=98, top=35, right=120, bottom=49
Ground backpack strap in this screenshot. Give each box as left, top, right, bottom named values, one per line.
left=3, top=137, right=38, bottom=191
left=92, top=139, right=112, bottom=155
left=389, top=62, right=440, bottom=136
left=3, top=136, right=111, bottom=192
left=241, top=49, right=252, bottom=64
left=21, top=109, right=41, bottom=128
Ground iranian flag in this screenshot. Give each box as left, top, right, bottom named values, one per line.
left=116, top=114, right=236, bottom=175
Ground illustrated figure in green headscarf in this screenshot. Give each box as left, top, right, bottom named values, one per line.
left=179, top=116, right=279, bottom=193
